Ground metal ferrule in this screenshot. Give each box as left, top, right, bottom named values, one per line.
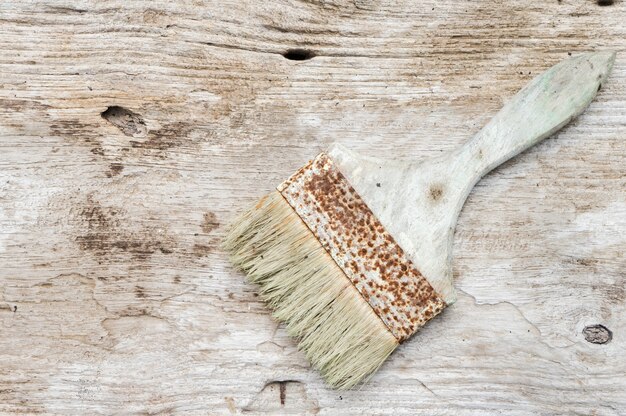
left=278, top=153, right=446, bottom=342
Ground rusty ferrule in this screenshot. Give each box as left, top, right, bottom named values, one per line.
left=277, top=153, right=446, bottom=342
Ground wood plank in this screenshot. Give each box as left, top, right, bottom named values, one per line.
left=1, top=1, right=624, bottom=414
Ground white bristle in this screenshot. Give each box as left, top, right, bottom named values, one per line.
left=223, top=191, right=398, bottom=389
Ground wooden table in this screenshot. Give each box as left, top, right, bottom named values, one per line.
left=1, top=1, right=624, bottom=414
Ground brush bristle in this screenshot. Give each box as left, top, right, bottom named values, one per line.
left=223, top=191, right=398, bottom=389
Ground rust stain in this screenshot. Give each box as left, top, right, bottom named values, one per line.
left=201, top=212, right=219, bottom=233
left=278, top=153, right=446, bottom=341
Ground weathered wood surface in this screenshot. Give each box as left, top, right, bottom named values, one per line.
left=0, top=1, right=624, bottom=414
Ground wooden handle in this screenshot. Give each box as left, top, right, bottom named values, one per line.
left=328, top=52, right=616, bottom=306
left=452, top=52, right=615, bottom=185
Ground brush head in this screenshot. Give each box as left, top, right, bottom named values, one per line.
left=223, top=191, right=398, bottom=389
left=223, top=153, right=447, bottom=389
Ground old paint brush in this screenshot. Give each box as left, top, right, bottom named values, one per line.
left=224, top=52, right=615, bottom=389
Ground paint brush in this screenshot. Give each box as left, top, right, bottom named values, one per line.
left=223, top=52, right=615, bottom=389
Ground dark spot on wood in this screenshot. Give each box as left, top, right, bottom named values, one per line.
left=193, top=244, right=213, bottom=257
left=376, top=183, right=381, bottom=187
left=246, top=380, right=314, bottom=413
left=135, top=286, right=147, bottom=298
left=173, top=276, right=181, bottom=284
left=97, top=276, right=123, bottom=282
left=597, top=83, right=602, bottom=91
left=76, top=196, right=175, bottom=259
left=569, top=258, right=598, bottom=267
left=49, top=120, right=94, bottom=139
left=101, top=106, right=147, bottom=137
left=105, top=162, right=124, bottom=178
left=597, top=0, right=614, bottom=5
left=282, top=49, right=315, bottom=61
left=279, top=381, right=286, bottom=405
left=129, top=122, right=190, bottom=151
left=201, top=212, right=220, bottom=233
left=46, top=5, right=87, bottom=13
left=0, top=98, right=50, bottom=113
left=429, top=184, right=444, bottom=201
left=13, top=305, right=17, bottom=312
left=118, top=307, right=152, bottom=318
left=91, top=147, right=105, bottom=156
left=79, top=198, right=113, bottom=230
left=583, top=324, right=612, bottom=344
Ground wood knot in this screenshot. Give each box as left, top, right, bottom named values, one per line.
left=428, top=184, right=444, bottom=201
left=582, top=324, right=612, bottom=344
left=101, top=106, right=146, bottom=137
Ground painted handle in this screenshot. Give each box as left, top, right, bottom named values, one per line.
left=453, top=52, right=615, bottom=183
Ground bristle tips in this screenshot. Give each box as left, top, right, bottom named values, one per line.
left=223, top=191, right=398, bottom=389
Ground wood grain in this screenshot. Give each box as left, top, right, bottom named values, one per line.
left=0, top=1, right=624, bottom=414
